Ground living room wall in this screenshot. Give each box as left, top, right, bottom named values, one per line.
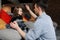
left=46, top=0, right=60, bottom=25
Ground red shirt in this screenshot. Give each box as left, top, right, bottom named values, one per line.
left=0, top=9, right=12, bottom=24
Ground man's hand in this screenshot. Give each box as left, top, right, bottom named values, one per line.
left=10, top=21, right=20, bottom=30
left=25, top=4, right=30, bottom=11
left=25, top=4, right=37, bottom=19
left=10, top=21, right=26, bottom=38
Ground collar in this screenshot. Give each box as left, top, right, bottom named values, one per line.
left=37, top=12, right=46, bottom=19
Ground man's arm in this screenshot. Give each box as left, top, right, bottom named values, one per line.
left=10, top=21, right=26, bottom=38
left=16, top=26, right=26, bottom=38
left=10, top=21, right=42, bottom=40
left=25, top=5, right=37, bottom=19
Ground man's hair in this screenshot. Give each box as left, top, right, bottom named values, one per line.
left=2, top=4, right=12, bottom=8
left=33, top=0, right=48, bottom=10
left=2, top=0, right=14, bottom=8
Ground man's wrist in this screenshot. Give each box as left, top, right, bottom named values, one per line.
left=16, top=26, right=21, bottom=30
left=27, top=8, right=30, bottom=11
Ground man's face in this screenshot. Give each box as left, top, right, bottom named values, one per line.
left=4, top=6, right=11, bottom=13
left=34, top=4, right=39, bottom=15
left=3, top=6, right=12, bottom=15
left=7, top=7, right=11, bottom=13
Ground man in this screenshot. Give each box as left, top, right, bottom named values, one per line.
left=10, top=0, right=56, bottom=40
left=0, top=4, right=21, bottom=40
left=0, top=4, right=12, bottom=24
left=0, top=4, right=12, bottom=29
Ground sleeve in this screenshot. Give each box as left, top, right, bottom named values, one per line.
left=25, top=20, right=43, bottom=40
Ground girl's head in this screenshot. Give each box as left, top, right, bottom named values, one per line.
left=18, top=7, right=23, bottom=15
left=13, top=6, right=23, bottom=16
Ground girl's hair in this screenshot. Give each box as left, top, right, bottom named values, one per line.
left=13, top=6, right=22, bottom=17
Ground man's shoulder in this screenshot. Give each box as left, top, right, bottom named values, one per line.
left=35, top=14, right=53, bottom=25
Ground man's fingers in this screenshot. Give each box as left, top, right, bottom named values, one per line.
left=13, top=21, right=17, bottom=24
left=10, top=23, right=13, bottom=26
left=25, top=5, right=29, bottom=8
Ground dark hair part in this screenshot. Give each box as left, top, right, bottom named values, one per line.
left=33, top=0, right=48, bottom=11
